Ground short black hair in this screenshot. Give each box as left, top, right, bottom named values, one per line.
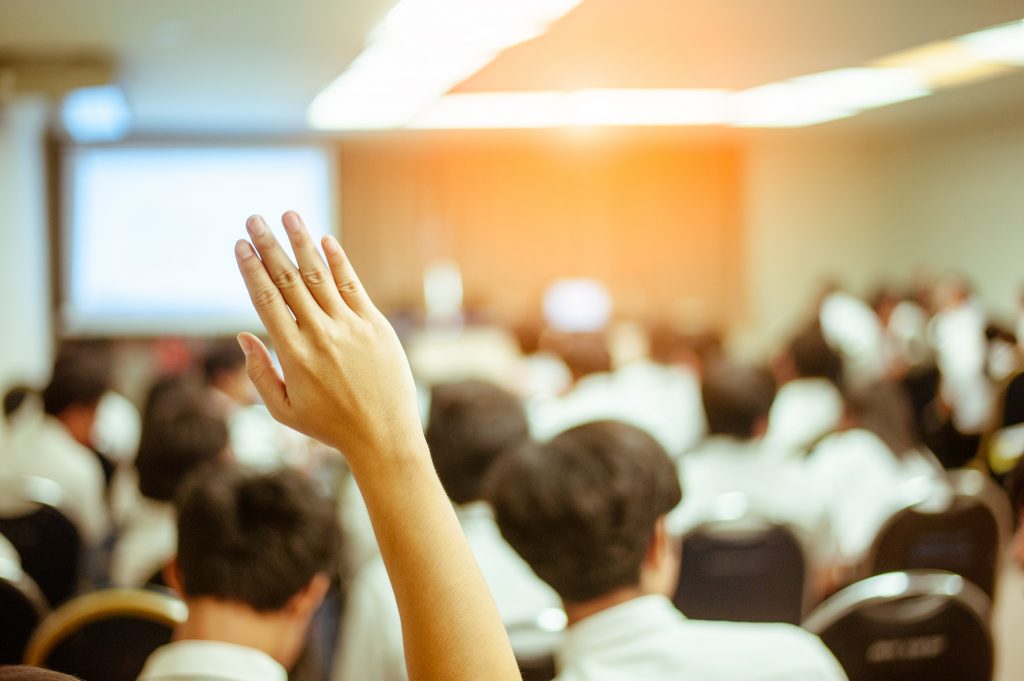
left=1006, top=455, right=1024, bottom=522
left=202, top=338, right=246, bottom=383
left=0, top=667, right=82, bottom=681
left=789, top=323, right=842, bottom=385
left=41, top=347, right=111, bottom=417
left=174, top=465, right=340, bottom=611
left=426, top=381, right=529, bottom=504
left=701, top=361, right=776, bottom=439
left=135, top=376, right=229, bottom=502
left=486, top=420, right=681, bottom=603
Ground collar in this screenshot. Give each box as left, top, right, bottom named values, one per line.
left=559, top=595, right=683, bottom=666
left=139, top=640, right=288, bottom=681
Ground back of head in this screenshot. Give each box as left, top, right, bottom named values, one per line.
left=135, top=376, right=229, bottom=502
left=487, top=420, right=681, bottom=603
left=553, top=333, right=611, bottom=383
left=426, top=380, right=529, bottom=505
left=201, top=338, right=247, bottom=385
left=0, top=668, right=81, bottom=681
left=41, top=346, right=111, bottom=417
left=701, top=361, right=776, bottom=439
left=174, top=465, right=340, bottom=611
left=789, top=323, right=843, bottom=385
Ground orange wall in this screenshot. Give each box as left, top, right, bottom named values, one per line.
left=338, top=131, right=745, bottom=326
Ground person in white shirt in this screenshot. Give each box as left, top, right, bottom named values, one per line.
left=0, top=349, right=110, bottom=547
left=138, top=465, right=340, bottom=681
left=333, top=380, right=560, bottom=681
left=110, top=375, right=230, bottom=586
left=487, top=420, right=848, bottom=681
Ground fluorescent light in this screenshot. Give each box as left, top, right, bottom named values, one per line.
left=957, top=19, right=1024, bottom=65
left=309, top=0, right=582, bottom=130
left=730, top=82, right=853, bottom=128
left=61, top=86, right=132, bottom=142
left=873, top=40, right=1017, bottom=89
left=411, top=89, right=729, bottom=129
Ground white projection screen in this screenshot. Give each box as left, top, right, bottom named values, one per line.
left=62, top=145, right=335, bottom=335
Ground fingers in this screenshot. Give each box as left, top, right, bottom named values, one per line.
left=245, top=215, right=322, bottom=323
left=235, top=240, right=300, bottom=345
left=237, top=332, right=290, bottom=420
left=322, top=235, right=375, bottom=317
left=281, top=211, right=345, bottom=318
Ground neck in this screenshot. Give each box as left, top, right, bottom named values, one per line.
left=176, top=598, right=304, bottom=669
left=563, top=585, right=645, bottom=626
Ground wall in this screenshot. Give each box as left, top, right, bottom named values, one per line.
left=0, top=97, right=53, bottom=392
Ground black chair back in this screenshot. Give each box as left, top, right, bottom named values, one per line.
left=25, top=588, right=187, bottom=681
left=0, top=554, right=48, bottom=664
left=868, top=473, right=1003, bottom=597
left=674, top=518, right=806, bottom=624
left=0, top=477, right=82, bottom=607
left=804, top=570, right=992, bottom=681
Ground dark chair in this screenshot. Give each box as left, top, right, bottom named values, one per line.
left=24, top=587, right=187, bottom=681
left=804, top=570, right=992, bottom=681
left=673, top=517, right=807, bottom=624
left=866, top=470, right=1005, bottom=598
left=0, top=477, right=82, bottom=607
left=0, top=551, right=49, bottom=664
left=506, top=608, right=565, bottom=681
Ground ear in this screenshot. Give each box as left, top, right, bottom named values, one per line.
left=644, top=516, right=671, bottom=568
left=641, top=516, right=681, bottom=598
left=163, top=558, right=184, bottom=596
left=284, top=572, right=331, bottom=618
left=751, top=415, right=770, bottom=439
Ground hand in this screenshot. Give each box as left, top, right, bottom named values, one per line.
left=234, top=212, right=425, bottom=464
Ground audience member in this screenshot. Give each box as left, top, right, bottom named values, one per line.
left=110, top=375, right=229, bottom=586
left=334, top=380, right=560, bottom=681
left=487, top=420, right=847, bottom=680
left=138, top=465, right=339, bottom=681
left=0, top=668, right=82, bottom=681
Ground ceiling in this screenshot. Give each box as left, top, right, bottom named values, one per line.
left=0, top=0, right=1021, bottom=135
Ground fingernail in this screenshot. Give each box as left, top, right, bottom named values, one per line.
left=236, top=333, right=252, bottom=356
left=235, top=240, right=255, bottom=259
left=282, top=211, right=301, bottom=233
left=246, top=215, right=268, bottom=237
left=323, top=235, right=340, bottom=255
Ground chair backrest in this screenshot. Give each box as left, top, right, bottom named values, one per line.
left=0, top=552, right=49, bottom=664
left=804, top=570, right=992, bottom=681
left=0, top=477, right=82, bottom=607
left=24, top=587, right=188, bottom=681
left=867, top=474, right=1003, bottom=597
left=673, top=517, right=807, bottom=624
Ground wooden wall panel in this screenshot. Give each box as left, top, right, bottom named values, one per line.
left=337, top=131, right=745, bottom=326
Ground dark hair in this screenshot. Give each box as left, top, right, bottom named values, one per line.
left=202, top=338, right=246, bottom=384
left=789, top=323, right=842, bottom=385
left=174, top=465, right=340, bottom=611
left=426, top=381, right=529, bottom=504
left=41, top=348, right=111, bottom=416
left=1006, top=455, right=1024, bottom=521
left=3, top=385, right=34, bottom=419
left=554, top=333, right=611, bottom=382
left=0, top=667, right=82, bottom=681
left=486, top=420, right=681, bottom=603
left=135, top=376, right=229, bottom=502
left=701, top=362, right=776, bottom=439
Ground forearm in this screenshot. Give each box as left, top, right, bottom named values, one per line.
left=350, top=441, right=520, bottom=681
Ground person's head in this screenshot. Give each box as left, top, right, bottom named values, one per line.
left=426, top=380, right=529, bottom=505
left=701, top=361, right=776, bottom=440
left=552, top=333, right=612, bottom=383
left=135, top=377, right=229, bottom=502
left=169, top=465, right=340, bottom=666
left=1006, top=456, right=1024, bottom=569
left=202, top=338, right=252, bottom=405
left=0, top=667, right=82, bottom=681
left=42, top=347, right=112, bottom=446
left=487, top=420, right=682, bottom=608
left=788, top=323, right=843, bottom=386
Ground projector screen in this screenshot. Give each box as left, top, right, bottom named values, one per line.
left=62, top=145, right=335, bottom=335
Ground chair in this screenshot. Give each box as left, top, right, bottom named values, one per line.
left=0, top=476, right=82, bottom=607
left=866, top=470, right=1005, bottom=598
left=673, top=517, right=807, bottom=624
left=0, top=551, right=49, bottom=664
left=24, top=587, right=188, bottom=681
left=804, top=570, right=993, bottom=681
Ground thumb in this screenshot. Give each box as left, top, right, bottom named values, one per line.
left=237, top=332, right=289, bottom=420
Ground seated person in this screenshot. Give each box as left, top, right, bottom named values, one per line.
left=139, top=464, right=339, bottom=681
left=334, top=380, right=560, bottom=681
left=0, top=347, right=110, bottom=547
left=487, top=420, right=847, bottom=681
left=110, top=375, right=229, bottom=586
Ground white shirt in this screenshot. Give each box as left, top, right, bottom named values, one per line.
left=557, top=595, right=847, bottom=681
left=0, top=411, right=109, bottom=546
left=0, top=533, right=20, bottom=568
left=110, top=468, right=176, bottom=587
left=139, top=640, right=287, bottom=681
left=766, top=379, right=844, bottom=457
left=332, top=502, right=561, bottom=681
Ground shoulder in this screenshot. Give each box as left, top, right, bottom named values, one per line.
left=679, top=621, right=846, bottom=678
